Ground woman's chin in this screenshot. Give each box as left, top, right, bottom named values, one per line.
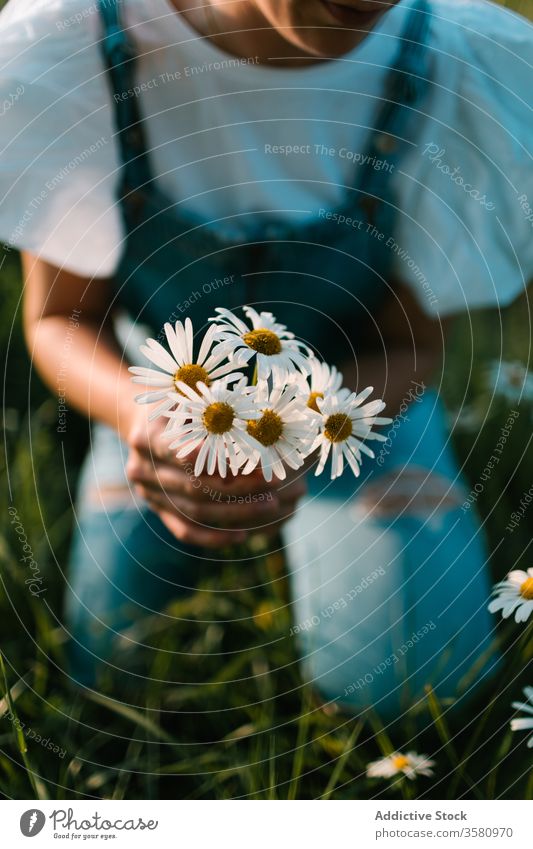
left=284, top=2, right=388, bottom=59
left=287, top=27, right=373, bottom=59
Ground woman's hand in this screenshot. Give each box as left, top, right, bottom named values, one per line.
left=19, top=255, right=308, bottom=549
left=125, top=402, right=307, bottom=548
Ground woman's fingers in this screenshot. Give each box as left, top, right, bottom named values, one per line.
left=137, top=483, right=280, bottom=530
left=138, top=481, right=304, bottom=533
left=126, top=450, right=276, bottom=501
left=126, top=452, right=208, bottom=500
left=152, top=506, right=248, bottom=548
left=127, top=431, right=308, bottom=542
left=273, top=496, right=303, bottom=524
left=276, top=479, right=308, bottom=504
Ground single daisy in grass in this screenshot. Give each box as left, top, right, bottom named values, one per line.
left=239, top=384, right=315, bottom=482
left=487, top=359, right=533, bottom=405
left=510, top=686, right=533, bottom=748
left=165, top=378, right=260, bottom=478
left=488, top=567, right=533, bottom=623
left=309, top=387, right=392, bottom=479
left=129, top=318, right=241, bottom=419
left=209, top=306, right=310, bottom=383
left=366, top=751, right=435, bottom=780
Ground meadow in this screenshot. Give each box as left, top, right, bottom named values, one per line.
left=1, top=0, right=532, bottom=801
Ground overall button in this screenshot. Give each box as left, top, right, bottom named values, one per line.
left=374, top=134, right=397, bottom=155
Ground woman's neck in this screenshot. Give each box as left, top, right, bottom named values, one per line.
left=166, top=0, right=333, bottom=67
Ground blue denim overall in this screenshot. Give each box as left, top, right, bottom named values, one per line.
left=65, top=0, right=501, bottom=720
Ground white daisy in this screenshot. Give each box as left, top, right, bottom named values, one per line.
left=488, top=567, right=533, bottom=624
left=291, top=358, right=349, bottom=412
left=309, top=387, right=392, bottom=480
left=487, top=359, right=533, bottom=405
left=238, top=383, right=316, bottom=482
left=129, top=318, right=241, bottom=420
left=367, top=751, right=435, bottom=780
left=510, top=686, right=533, bottom=748
left=164, top=378, right=259, bottom=478
left=209, top=306, right=310, bottom=383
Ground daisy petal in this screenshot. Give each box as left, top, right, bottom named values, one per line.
left=141, top=340, right=178, bottom=374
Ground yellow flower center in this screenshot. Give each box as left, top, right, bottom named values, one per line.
left=519, top=577, right=533, bottom=600
left=392, top=755, right=410, bottom=770
left=247, top=410, right=284, bottom=446
left=174, top=363, right=210, bottom=392
left=253, top=600, right=277, bottom=631
left=202, top=402, right=235, bottom=435
left=324, top=412, right=352, bottom=443
left=242, top=328, right=282, bottom=356
left=307, top=391, right=324, bottom=413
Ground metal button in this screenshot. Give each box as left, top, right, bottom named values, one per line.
left=374, top=134, right=397, bottom=154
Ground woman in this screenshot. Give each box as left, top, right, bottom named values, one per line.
left=1, top=0, right=531, bottom=720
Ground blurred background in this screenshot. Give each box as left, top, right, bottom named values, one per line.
left=0, top=0, right=531, bottom=800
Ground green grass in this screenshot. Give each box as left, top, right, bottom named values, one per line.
left=1, top=0, right=532, bottom=800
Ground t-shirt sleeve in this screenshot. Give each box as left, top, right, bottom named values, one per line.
left=0, top=0, right=123, bottom=277
left=390, top=0, right=533, bottom=318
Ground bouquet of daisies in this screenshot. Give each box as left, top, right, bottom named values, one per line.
left=129, top=306, right=391, bottom=482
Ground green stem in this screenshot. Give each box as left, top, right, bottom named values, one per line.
left=0, top=651, right=45, bottom=799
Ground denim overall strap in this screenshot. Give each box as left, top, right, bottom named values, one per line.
left=357, top=0, right=431, bottom=222
left=97, top=0, right=153, bottom=198
left=99, top=0, right=431, bottom=202
left=97, top=0, right=433, bottom=359
left=378, top=0, right=430, bottom=122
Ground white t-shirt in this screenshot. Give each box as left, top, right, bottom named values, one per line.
left=0, top=0, right=532, bottom=317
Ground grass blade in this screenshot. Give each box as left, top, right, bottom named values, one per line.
left=0, top=652, right=48, bottom=799
left=322, top=719, right=364, bottom=799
